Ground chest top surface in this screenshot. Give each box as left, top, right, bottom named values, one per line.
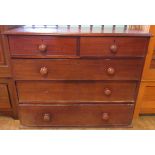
left=3, top=26, right=151, bottom=37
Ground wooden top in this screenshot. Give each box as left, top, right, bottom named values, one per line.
left=3, top=26, right=151, bottom=37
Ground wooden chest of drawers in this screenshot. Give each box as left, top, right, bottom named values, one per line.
left=4, top=26, right=150, bottom=127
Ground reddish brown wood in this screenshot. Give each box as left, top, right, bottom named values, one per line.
left=12, top=58, right=143, bottom=80
left=102, top=113, right=109, bottom=121
left=0, top=83, right=11, bottom=108
left=4, top=26, right=151, bottom=37
left=40, top=67, right=48, bottom=76
left=107, top=67, right=115, bottom=75
left=110, top=44, right=118, bottom=54
left=16, top=81, right=137, bottom=103
left=2, top=26, right=151, bottom=127
left=19, top=104, right=134, bottom=127
left=8, top=36, right=78, bottom=57
left=0, top=30, right=11, bottom=77
left=0, top=36, right=4, bottom=65
left=38, top=44, right=47, bottom=52
left=0, top=78, right=18, bottom=119
left=104, top=88, right=112, bottom=96
left=43, top=113, right=51, bottom=122
left=80, top=37, right=148, bottom=57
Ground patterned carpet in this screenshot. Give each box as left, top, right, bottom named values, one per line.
left=0, top=115, right=155, bottom=130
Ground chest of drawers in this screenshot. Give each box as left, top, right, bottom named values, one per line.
left=4, top=26, right=150, bottom=127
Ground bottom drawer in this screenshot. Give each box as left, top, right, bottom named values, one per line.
left=19, top=104, right=134, bottom=127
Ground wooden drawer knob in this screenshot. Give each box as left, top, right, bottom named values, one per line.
left=104, top=88, right=112, bottom=96
left=102, top=113, right=109, bottom=121
left=110, top=44, right=117, bottom=53
left=40, top=67, right=48, bottom=76
left=43, top=113, right=51, bottom=121
left=38, top=44, right=47, bottom=52
left=107, top=67, right=115, bottom=75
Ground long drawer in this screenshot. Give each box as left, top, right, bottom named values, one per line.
left=19, top=104, right=134, bottom=127
left=80, top=37, right=148, bottom=57
left=16, top=81, right=137, bottom=103
left=9, top=36, right=78, bottom=57
left=12, top=58, right=143, bottom=80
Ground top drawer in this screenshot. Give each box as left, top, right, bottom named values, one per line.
left=80, top=37, right=148, bottom=57
left=8, top=36, right=78, bottom=57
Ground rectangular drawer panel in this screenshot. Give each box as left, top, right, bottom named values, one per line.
left=140, top=85, right=155, bottom=113
left=19, top=104, right=134, bottom=127
left=12, top=59, right=143, bottom=80
left=9, top=36, right=77, bottom=57
left=16, top=81, right=137, bottom=103
left=0, top=84, right=11, bottom=108
left=80, top=37, right=148, bottom=57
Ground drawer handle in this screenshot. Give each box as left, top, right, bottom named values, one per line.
left=104, top=88, right=112, bottom=96
left=107, top=67, right=115, bottom=75
left=110, top=44, right=117, bottom=54
left=43, top=113, right=51, bottom=121
left=38, top=44, right=47, bottom=52
left=40, top=67, right=48, bottom=76
left=102, top=113, right=109, bottom=121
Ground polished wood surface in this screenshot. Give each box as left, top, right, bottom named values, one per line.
left=135, top=82, right=155, bottom=115
left=12, top=58, right=143, bottom=80
left=4, top=26, right=150, bottom=127
left=141, top=26, right=155, bottom=81
left=0, top=27, right=11, bottom=77
left=80, top=37, right=148, bottom=57
left=19, top=104, right=133, bottom=127
left=9, top=36, right=78, bottom=57
left=0, top=26, right=18, bottom=118
left=0, top=36, right=4, bottom=65
left=16, top=81, right=137, bottom=103
left=0, top=79, right=18, bottom=118
left=4, top=26, right=151, bottom=37
left=134, top=26, right=155, bottom=117
left=0, top=84, right=11, bottom=108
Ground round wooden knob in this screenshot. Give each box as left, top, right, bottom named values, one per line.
left=40, top=67, right=48, bottom=76
left=110, top=44, right=117, bottom=54
left=43, top=113, right=51, bottom=121
left=102, top=113, right=109, bottom=121
left=104, top=88, right=112, bottom=96
left=38, top=44, right=47, bottom=52
left=107, top=67, right=115, bottom=75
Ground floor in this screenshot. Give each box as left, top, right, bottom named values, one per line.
left=0, top=115, right=155, bottom=129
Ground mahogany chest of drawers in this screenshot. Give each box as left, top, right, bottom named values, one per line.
left=4, top=26, right=150, bottom=127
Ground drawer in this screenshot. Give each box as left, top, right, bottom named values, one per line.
left=0, top=84, right=11, bottom=108
left=8, top=36, right=77, bottom=57
left=16, top=81, right=137, bottom=103
left=12, top=58, right=143, bottom=80
left=19, top=104, right=134, bottom=127
left=80, top=37, right=148, bottom=57
left=139, top=83, right=155, bottom=114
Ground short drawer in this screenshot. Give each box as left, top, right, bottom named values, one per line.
left=0, top=84, right=11, bottom=109
left=12, top=58, right=143, bottom=80
left=80, top=37, right=148, bottom=57
left=16, top=81, right=137, bottom=103
left=9, top=36, right=77, bottom=57
left=19, top=104, right=134, bottom=127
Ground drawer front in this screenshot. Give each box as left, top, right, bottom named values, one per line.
left=0, top=84, right=11, bottom=108
left=80, top=37, right=148, bottom=57
left=140, top=85, right=155, bottom=113
left=12, top=59, right=143, bottom=80
left=16, top=81, right=137, bottom=103
left=9, top=36, right=77, bottom=57
left=19, top=104, right=134, bottom=127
